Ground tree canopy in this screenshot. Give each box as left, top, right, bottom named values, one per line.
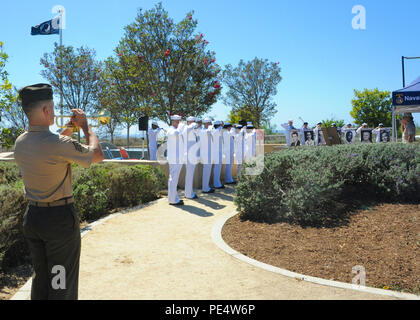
left=223, top=57, right=282, bottom=128
left=40, top=43, right=103, bottom=115
left=115, top=2, right=222, bottom=124
left=0, top=41, right=17, bottom=149
left=350, top=88, right=393, bottom=127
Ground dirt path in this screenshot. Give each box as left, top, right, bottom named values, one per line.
left=78, top=186, right=393, bottom=300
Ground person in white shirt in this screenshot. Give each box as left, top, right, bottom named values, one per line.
left=281, top=120, right=296, bottom=148
left=222, top=123, right=235, bottom=184
left=244, top=122, right=256, bottom=161
left=181, top=116, right=199, bottom=199
left=148, top=121, right=161, bottom=160
left=356, top=123, right=368, bottom=135
left=342, top=124, right=356, bottom=144
left=300, top=122, right=311, bottom=145
left=314, top=122, right=326, bottom=146
left=199, top=118, right=214, bottom=193
left=166, top=115, right=184, bottom=206
left=372, top=123, right=385, bottom=143
left=211, top=121, right=224, bottom=189
left=234, top=124, right=245, bottom=177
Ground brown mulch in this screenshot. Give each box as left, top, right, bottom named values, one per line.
left=222, top=203, right=420, bottom=294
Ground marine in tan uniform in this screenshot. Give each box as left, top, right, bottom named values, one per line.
left=14, top=83, right=104, bottom=300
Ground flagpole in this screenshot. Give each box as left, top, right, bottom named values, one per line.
left=59, top=11, right=63, bottom=129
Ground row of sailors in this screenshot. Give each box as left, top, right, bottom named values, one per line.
left=281, top=120, right=390, bottom=146
left=150, top=115, right=257, bottom=206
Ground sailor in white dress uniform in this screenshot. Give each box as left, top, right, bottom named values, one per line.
left=234, top=124, right=245, bottom=177
left=222, top=123, right=235, bottom=184
left=211, top=120, right=224, bottom=189
left=181, top=116, right=199, bottom=199
left=199, top=118, right=214, bottom=193
left=244, top=122, right=256, bottom=162
left=166, top=115, right=184, bottom=205
left=148, top=121, right=161, bottom=160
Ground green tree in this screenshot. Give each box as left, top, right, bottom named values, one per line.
left=105, top=57, right=146, bottom=148
left=115, top=3, right=221, bottom=124
left=321, top=117, right=346, bottom=128
left=97, top=61, right=123, bottom=144
left=40, top=43, right=103, bottom=116
left=223, top=58, right=282, bottom=128
left=227, top=108, right=256, bottom=125
left=350, top=88, right=393, bottom=127
left=0, top=41, right=17, bottom=149
left=2, top=87, right=28, bottom=131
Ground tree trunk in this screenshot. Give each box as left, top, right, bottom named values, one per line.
left=126, top=126, right=130, bottom=149
left=146, top=129, right=150, bottom=160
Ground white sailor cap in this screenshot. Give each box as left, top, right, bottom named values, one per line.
left=170, top=115, right=182, bottom=121
left=214, top=120, right=222, bottom=125
left=203, top=118, right=212, bottom=124
left=152, top=120, right=158, bottom=126
left=247, top=122, right=254, bottom=128
left=186, top=116, right=196, bottom=122
left=362, top=123, right=368, bottom=126
left=378, top=123, right=384, bottom=127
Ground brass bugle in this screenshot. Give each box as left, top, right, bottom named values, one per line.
left=55, top=110, right=111, bottom=130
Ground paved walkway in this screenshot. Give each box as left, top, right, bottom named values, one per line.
left=77, top=186, right=393, bottom=300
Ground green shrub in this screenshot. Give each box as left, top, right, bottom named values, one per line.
left=235, top=143, right=420, bottom=225
left=107, top=165, right=166, bottom=208
left=0, top=162, right=20, bottom=185
left=0, top=183, right=29, bottom=270
left=72, top=163, right=166, bottom=222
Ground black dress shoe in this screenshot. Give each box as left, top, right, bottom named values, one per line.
left=187, top=195, right=198, bottom=199
left=225, top=181, right=236, bottom=185
left=214, top=185, right=225, bottom=189
left=169, top=200, right=184, bottom=206
left=202, top=189, right=215, bottom=194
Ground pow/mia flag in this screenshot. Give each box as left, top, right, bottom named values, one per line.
left=31, top=17, right=60, bottom=36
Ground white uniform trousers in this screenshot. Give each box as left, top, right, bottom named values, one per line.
left=202, top=164, right=212, bottom=192
left=168, top=164, right=183, bottom=204
left=224, top=163, right=234, bottom=183
left=184, top=163, right=196, bottom=198
left=213, top=164, right=223, bottom=188
left=149, top=146, right=157, bottom=160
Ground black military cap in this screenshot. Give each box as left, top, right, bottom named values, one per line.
left=19, top=83, right=53, bottom=107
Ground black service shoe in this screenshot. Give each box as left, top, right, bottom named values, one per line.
left=169, top=200, right=184, bottom=206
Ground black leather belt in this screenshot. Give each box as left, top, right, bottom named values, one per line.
left=28, top=196, right=74, bottom=207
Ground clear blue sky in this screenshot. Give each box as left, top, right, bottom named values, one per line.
left=1, top=0, right=419, bottom=135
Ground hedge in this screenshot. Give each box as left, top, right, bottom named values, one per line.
left=0, top=162, right=166, bottom=271
left=235, top=143, right=420, bottom=225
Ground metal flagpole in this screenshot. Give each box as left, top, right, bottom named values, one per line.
left=59, top=11, right=63, bottom=129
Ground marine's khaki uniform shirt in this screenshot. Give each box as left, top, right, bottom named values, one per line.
left=14, top=125, right=94, bottom=202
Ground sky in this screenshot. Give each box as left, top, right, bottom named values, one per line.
left=1, top=0, right=419, bottom=136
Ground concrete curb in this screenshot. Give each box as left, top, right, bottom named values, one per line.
left=211, top=211, right=420, bottom=301
left=10, top=198, right=167, bottom=300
